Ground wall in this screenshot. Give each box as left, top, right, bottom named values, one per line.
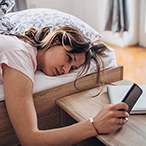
left=139, top=0, right=146, bottom=47
left=26, top=0, right=139, bottom=47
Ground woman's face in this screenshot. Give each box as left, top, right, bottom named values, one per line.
left=41, top=45, right=85, bottom=76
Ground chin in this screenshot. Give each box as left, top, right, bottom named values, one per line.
left=40, top=70, right=53, bottom=76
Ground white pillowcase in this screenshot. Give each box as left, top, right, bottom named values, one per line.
left=5, top=8, right=102, bottom=42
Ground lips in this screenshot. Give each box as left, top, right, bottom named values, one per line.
left=55, top=68, right=60, bottom=76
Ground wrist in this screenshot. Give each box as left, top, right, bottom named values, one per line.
left=89, top=118, right=99, bottom=135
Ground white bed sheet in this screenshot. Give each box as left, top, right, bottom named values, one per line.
left=0, top=45, right=117, bottom=101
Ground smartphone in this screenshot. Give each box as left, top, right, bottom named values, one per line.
left=120, top=83, right=143, bottom=113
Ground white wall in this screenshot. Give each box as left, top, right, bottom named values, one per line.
left=26, top=0, right=139, bottom=47
left=139, top=0, right=146, bottom=47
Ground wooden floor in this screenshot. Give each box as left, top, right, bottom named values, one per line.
left=105, top=43, right=146, bottom=85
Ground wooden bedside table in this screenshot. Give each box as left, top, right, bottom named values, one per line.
left=56, top=80, right=146, bottom=146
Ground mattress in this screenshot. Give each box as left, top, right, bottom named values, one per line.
left=0, top=45, right=117, bottom=101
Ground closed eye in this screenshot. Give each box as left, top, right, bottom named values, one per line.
left=67, top=54, right=72, bottom=62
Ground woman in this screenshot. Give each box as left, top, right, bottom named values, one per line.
left=0, top=25, right=129, bottom=146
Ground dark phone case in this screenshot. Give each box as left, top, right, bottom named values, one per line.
left=121, top=83, right=143, bottom=113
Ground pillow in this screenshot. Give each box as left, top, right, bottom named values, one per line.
left=5, top=8, right=102, bottom=42
left=0, top=0, right=15, bottom=32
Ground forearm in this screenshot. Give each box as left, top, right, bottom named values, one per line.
left=35, top=119, right=97, bottom=146
left=7, top=98, right=96, bottom=146
left=7, top=100, right=96, bottom=146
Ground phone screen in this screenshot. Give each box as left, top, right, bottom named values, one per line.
left=121, top=83, right=143, bottom=113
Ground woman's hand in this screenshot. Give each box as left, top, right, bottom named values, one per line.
left=93, top=102, right=129, bottom=134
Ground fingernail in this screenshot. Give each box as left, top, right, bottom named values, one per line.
left=123, top=117, right=128, bottom=123
left=125, top=112, right=129, bottom=116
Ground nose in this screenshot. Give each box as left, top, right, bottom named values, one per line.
left=62, top=64, right=72, bottom=74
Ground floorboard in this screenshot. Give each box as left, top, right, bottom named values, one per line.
left=105, top=43, right=146, bottom=85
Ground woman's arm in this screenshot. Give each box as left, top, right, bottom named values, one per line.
left=2, top=64, right=129, bottom=146
left=2, top=64, right=39, bottom=145
left=2, top=64, right=96, bottom=146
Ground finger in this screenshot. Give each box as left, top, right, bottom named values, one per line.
left=111, top=102, right=129, bottom=111
left=117, top=117, right=128, bottom=125
left=111, top=116, right=128, bottom=125
left=109, top=118, right=128, bottom=132
left=115, top=123, right=125, bottom=130
left=114, top=110, right=129, bottom=118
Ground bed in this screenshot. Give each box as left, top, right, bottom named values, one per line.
left=0, top=8, right=123, bottom=146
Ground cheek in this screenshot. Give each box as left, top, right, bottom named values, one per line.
left=45, top=53, right=66, bottom=68
left=77, top=54, right=86, bottom=66
left=44, top=51, right=56, bottom=66
left=55, top=53, right=68, bottom=65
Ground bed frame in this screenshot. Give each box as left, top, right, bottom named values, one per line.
left=0, top=64, right=123, bottom=146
